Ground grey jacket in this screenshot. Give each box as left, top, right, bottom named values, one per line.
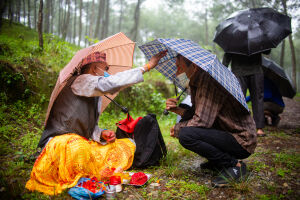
left=38, top=68, right=144, bottom=148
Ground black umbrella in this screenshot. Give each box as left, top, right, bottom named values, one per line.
left=213, top=7, right=292, bottom=56
left=262, top=57, right=296, bottom=98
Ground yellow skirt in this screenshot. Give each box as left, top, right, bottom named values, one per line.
left=25, top=133, right=135, bottom=195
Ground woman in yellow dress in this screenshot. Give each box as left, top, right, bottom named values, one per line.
left=25, top=49, right=167, bottom=195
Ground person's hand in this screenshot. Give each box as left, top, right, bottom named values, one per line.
left=101, top=130, right=116, bottom=143
left=148, top=50, right=168, bottom=70
left=166, top=98, right=178, bottom=111
left=170, top=126, right=175, bottom=137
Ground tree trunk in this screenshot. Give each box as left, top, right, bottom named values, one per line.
left=22, top=0, right=26, bottom=24
left=89, top=0, right=95, bottom=41
left=118, top=0, right=123, bottom=32
left=16, top=0, right=21, bottom=22
left=94, top=0, right=104, bottom=39
left=85, top=2, right=89, bottom=46
left=38, top=0, right=43, bottom=50
left=99, top=0, right=106, bottom=39
left=58, top=0, right=61, bottom=36
left=50, top=0, right=54, bottom=33
left=130, top=0, right=143, bottom=41
left=0, top=0, right=7, bottom=29
left=27, top=0, right=31, bottom=28
left=281, top=0, right=297, bottom=90
left=103, top=0, right=109, bottom=38
left=73, top=0, right=77, bottom=43
left=280, top=40, right=285, bottom=68
left=34, top=0, right=37, bottom=29
left=44, top=0, right=50, bottom=33
left=288, top=35, right=297, bottom=90
left=62, top=0, right=71, bottom=40
left=8, top=0, right=13, bottom=25
left=78, top=0, right=82, bottom=46
left=204, top=9, right=208, bottom=45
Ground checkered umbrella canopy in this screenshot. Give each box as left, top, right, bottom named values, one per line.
left=139, top=38, right=249, bottom=112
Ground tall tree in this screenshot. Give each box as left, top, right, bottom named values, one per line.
left=130, top=0, right=144, bottom=41
left=44, top=0, right=50, bottom=33
left=0, top=0, right=7, bottom=29
left=85, top=1, right=89, bottom=46
left=58, top=0, right=61, bottom=36
left=34, top=0, right=37, bottom=29
left=89, top=0, right=95, bottom=40
left=8, top=0, right=13, bottom=25
left=27, top=0, right=31, bottom=28
left=103, top=0, right=110, bottom=38
left=94, top=0, right=105, bottom=39
left=16, top=0, right=21, bottom=22
left=50, top=0, right=54, bottom=33
left=22, top=0, right=26, bottom=24
left=38, top=0, right=43, bottom=50
left=281, top=0, right=297, bottom=90
left=61, top=0, right=71, bottom=40
left=204, top=9, right=208, bottom=45
left=78, top=0, right=83, bottom=46
left=73, top=0, right=77, bottom=43
left=280, top=40, right=285, bottom=68
left=118, top=0, right=124, bottom=32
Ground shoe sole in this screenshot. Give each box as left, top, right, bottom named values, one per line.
left=212, top=182, right=229, bottom=188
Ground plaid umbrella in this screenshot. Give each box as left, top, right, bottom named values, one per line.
left=139, top=38, right=249, bottom=112
left=45, top=32, right=135, bottom=125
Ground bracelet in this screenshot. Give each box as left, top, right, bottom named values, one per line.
left=147, top=63, right=151, bottom=71
left=140, top=67, right=146, bottom=73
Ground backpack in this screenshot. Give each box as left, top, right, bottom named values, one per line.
left=116, top=114, right=167, bottom=168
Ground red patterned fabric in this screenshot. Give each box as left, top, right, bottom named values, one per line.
left=80, top=52, right=106, bottom=68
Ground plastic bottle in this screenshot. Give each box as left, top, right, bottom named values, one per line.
left=110, top=176, right=122, bottom=193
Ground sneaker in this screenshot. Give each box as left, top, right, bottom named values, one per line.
left=200, top=161, right=222, bottom=171
left=212, top=161, right=247, bottom=187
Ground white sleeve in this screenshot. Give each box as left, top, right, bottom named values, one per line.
left=71, top=67, right=144, bottom=97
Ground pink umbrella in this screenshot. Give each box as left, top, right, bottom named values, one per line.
left=45, top=32, right=135, bottom=125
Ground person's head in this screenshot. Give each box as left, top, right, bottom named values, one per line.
left=175, top=54, right=197, bottom=79
left=79, top=52, right=109, bottom=76
left=81, top=62, right=109, bottom=76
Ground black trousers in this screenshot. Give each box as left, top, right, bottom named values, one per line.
left=238, top=73, right=264, bottom=129
left=178, top=127, right=250, bottom=168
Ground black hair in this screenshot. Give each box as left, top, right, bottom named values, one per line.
left=176, top=54, right=192, bottom=67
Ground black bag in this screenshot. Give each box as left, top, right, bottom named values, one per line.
left=132, top=114, right=167, bottom=168
left=116, top=114, right=167, bottom=168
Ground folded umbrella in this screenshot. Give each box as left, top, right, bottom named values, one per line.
left=213, top=7, right=291, bottom=56
left=139, top=38, right=249, bottom=112
left=45, top=32, right=135, bottom=125
left=262, top=57, right=296, bottom=98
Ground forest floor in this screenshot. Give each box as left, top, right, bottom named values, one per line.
left=0, top=97, right=299, bottom=200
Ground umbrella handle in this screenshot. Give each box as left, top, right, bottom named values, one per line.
left=104, top=95, right=129, bottom=114
left=163, top=88, right=187, bottom=116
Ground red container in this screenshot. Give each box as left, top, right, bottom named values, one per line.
left=110, top=176, right=121, bottom=185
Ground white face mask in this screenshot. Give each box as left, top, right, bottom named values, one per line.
left=176, top=73, right=189, bottom=88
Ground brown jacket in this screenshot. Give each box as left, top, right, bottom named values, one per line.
left=174, top=69, right=257, bottom=154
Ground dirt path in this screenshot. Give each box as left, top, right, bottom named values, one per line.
left=278, top=96, right=300, bottom=131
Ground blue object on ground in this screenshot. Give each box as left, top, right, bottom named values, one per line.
left=68, top=178, right=105, bottom=200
